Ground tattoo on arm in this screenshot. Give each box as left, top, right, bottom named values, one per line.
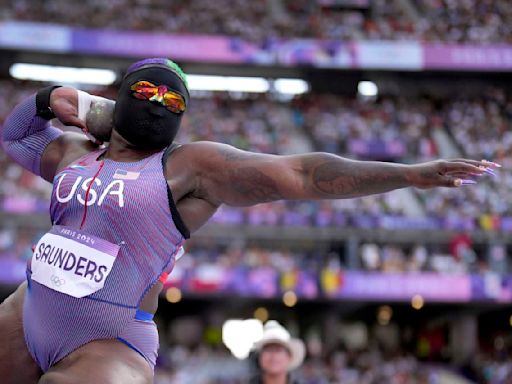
left=305, top=157, right=408, bottom=198
left=213, top=146, right=282, bottom=205
left=228, top=167, right=283, bottom=204
left=213, top=146, right=408, bottom=204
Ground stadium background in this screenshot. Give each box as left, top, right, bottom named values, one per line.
left=0, top=0, right=512, bottom=383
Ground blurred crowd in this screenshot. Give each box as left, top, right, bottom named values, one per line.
left=472, top=353, right=512, bottom=384
left=0, top=0, right=412, bottom=43
left=0, top=224, right=493, bottom=276
left=153, top=346, right=440, bottom=384
left=150, top=314, right=512, bottom=384
left=413, top=0, right=512, bottom=43
left=181, top=235, right=495, bottom=275
left=2, top=0, right=512, bottom=43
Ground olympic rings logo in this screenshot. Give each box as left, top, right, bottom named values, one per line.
left=50, top=275, right=66, bottom=287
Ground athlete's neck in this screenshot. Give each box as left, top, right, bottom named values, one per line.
left=101, top=129, right=161, bottom=162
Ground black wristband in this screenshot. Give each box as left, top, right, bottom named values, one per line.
left=35, top=85, right=62, bottom=120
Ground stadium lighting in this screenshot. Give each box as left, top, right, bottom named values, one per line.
left=274, top=78, right=309, bottom=95
left=358, top=80, right=378, bottom=97
left=254, top=307, right=269, bottom=323
left=187, top=75, right=269, bottom=93
left=187, top=75, right=309, bottom=95
left=165, top=287, right=182, bottom=303
left=282, top=290, right=298, bottom=307
left=9, top=63, right=117, bottom=85
left=411, top=294, right=424, bottom=310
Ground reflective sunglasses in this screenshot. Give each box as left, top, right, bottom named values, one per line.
left=130, top=80, right=186, bottom=114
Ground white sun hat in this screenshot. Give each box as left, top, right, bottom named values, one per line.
left=252, top=320, right=306, bottom=371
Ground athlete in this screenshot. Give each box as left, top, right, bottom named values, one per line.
left=0, top=58, right=496, bottom=384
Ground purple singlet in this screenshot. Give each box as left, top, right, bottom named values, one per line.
left=23, top=148, right=188, bottom=371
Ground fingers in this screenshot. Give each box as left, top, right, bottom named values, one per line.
left=480, top=159, right=502, bottom=168
left=449, top=159, right=485, bottom=167
left=81, top=127, right=103, bottom=145
left=418, top=158, right=502, bottom=189
left=444, top=169, right=496, bottom=178
left=442, top=161, right=502, bottom=176
left=51, top=97, right=87, bottom=130
left=63, top=115, right=87, bottom=131
left=444, top=172, right=480, bottom=179
left=441, top=161, right=485, bottom=176
left=449, top=159, right=502, bottom=168
left=442, top=161, right=500, bottom=187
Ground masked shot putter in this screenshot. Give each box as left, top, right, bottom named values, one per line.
left=0, top=58, right=499, bottom=384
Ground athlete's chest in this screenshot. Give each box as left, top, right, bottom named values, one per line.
left=51, top=161, right=165, bottom=210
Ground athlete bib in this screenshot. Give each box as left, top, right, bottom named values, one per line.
left=31, top=226, right=119, bottom=298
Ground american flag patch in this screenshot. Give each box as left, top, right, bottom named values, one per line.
left=113, top=169, right=140, bottom=180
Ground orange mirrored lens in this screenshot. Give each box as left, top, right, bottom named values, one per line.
left=131, top=80, right=155, bottom=91
left=131, top=81, right=158, bottom=99
left=163, top=92, right=186, bottom=113
left=131, top=81, right=186, bottom=113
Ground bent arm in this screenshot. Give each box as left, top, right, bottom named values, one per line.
left=1, top=93, right=63, bottom=177
left=187, top=142, right=484, bottom=207
left=2, top=87, right=97, bottom=182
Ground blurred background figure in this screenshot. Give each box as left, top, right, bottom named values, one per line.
left=251, top=321, right=306, bottom=384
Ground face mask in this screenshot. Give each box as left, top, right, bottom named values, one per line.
left=114, top=65, right=189, bottom=149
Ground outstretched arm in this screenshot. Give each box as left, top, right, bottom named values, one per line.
left=184, top=141, right=490, bottom=207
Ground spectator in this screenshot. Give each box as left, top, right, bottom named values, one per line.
left=250, top=321, right=306, bottom=384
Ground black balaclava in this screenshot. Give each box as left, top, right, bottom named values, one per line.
left=114, top=58, right=190, bottom=149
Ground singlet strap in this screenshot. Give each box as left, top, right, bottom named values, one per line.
left=162, top=143, right=190, bottom=239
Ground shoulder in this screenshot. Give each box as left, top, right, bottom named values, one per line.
left=53, top=132, right=99, bottom=165
left=175, top=141, right=236, bottom=155
left=173, top=141, right=256, bottom=166
left=166, top=141, right=246, bottom=171
left=41, top=132, right=99, bottom=181
left=162, top=141, right=242, bottom=201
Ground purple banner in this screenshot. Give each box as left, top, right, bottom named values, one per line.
left=171, top=270, right=511, bottom=302
left=5, top=22, right=512, bottom=71
left=424, top=44, right=512, bottom=71
left=332, top=272, right=472, bottom=302
left=71, top=29, right=356, bottom=68
left=379, top=215, right=441, bottom=230
left=0, top=21, right=69, bottom=52
left=1, top=256, right=510, bottom=302
left=5, top=21, right=512, bottom=71
left=72, top=29, right=259, bottom=63
left=471, top=273, right=512, bottom=302
left=355, top=41, right=423, bottom=70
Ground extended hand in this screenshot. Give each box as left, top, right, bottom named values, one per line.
left=407, top=159, right=499, bottom=189
left=49, top=87, right=87, bottom=130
